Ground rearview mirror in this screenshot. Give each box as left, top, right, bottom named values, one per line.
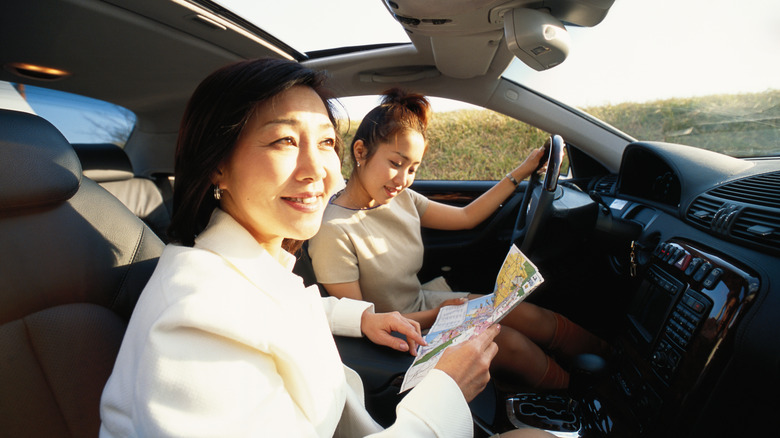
left=504, top=8, right=570, bottom=71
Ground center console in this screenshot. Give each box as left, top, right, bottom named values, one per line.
left=505, top=239, right=760, bottom=436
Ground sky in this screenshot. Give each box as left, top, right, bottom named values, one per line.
left=508, top=0, right=780, bottom=107
left=220, top=0, right=780, bottom=112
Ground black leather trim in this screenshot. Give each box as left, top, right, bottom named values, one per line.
left=72, top=143, right=134, bottom=182
left=0, top=110, right=81, bottom=211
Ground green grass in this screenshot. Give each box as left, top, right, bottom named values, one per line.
left=338, top=89, right=780, bottom=180
left=584, top=89, right=780, bottom=157
left=338, top=110, right=549, bottom=180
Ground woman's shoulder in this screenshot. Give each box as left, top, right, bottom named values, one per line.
left=321, top=200, right=363, bottom=225
left=142, top=244, right=290, bottom=330
left=393, top=189, right=429, bottom=216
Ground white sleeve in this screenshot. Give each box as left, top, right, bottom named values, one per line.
left=320, top=294, right=374, bottom=337
left=368, top=369, right=473, bottom=438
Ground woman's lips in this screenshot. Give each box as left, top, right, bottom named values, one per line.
left=281, top=192, right=323, bottom=212
left=384, top=186, right=401, bottom=198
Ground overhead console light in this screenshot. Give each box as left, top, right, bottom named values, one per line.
left=503, top=8, right=570, bottom=71
left=5, top=62, right=70, bottom=81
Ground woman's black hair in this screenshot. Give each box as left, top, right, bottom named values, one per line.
left=168, top=58, right=341, bottom=252
left=348, top=87, right=431, bottom=169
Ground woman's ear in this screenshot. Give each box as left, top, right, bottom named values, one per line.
left=353, top=140, right=367, bottom=163
left=210, top=167, right=224, bottom=188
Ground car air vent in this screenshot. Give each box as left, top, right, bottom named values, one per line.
left=731, top=208, right=780, bottom=249
left=686, top=171, right=780, bottom=254
left=708, top=171, right=780, bottom=208
left=593, top=174, right=618, bottom=195
left=686, top=196, right=725, bottom=228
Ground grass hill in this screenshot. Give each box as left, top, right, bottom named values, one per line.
left=338, top=89, right=779, bottom=180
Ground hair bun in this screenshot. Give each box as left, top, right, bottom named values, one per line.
left=380, top=87, right=431, bottom=129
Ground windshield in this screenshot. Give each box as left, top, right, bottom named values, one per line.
left=502, top=0, right=780, bottom=158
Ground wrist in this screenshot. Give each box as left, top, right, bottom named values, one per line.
left=360, top=307, right=373, bottom=333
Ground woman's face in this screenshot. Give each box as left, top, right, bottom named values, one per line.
left=357, top=129, right=425, bottom=207
left=215, top=86, right=341, bottom=249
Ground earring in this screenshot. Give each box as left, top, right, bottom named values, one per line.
left=213, top=186, right=223, bottom=201
left=356, top=161, right=361, bottom=168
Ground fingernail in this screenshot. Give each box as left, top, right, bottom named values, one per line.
left=399, top=343, right=409, bottom=351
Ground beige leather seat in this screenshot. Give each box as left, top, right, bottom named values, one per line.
left=0, top=109, right=164, bottom=437
left=73, top=142, right=171, bottom=242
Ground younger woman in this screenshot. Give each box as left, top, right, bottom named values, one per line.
left=309, top=89, right=607, bottom=390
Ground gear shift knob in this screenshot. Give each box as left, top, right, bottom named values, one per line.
left=570, top=354, right=607, bottom=402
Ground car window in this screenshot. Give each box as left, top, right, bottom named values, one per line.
left=336, top=95, right=551, bottom=181
left=502, top=0, right=780, bottom=158
left=0, top=81, right=136, bottom=146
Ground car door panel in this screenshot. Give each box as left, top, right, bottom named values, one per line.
left=411, top=180, right=530, bottom=295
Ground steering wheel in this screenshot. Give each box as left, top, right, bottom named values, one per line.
left=512, top=134, right=565, bottom=255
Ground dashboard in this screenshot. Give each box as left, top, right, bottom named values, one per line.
left=581, top=142, right=780, bottom=436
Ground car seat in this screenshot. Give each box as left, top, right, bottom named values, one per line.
left=0, top=109, right=165, bottom=437
left=72, top=142, right=171, bottom=242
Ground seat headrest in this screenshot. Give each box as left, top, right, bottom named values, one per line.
left=72, top=143, right=134, bottom=182
left=0, top=109, right=82, bottom=211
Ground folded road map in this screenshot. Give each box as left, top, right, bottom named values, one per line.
left=400, top=244, right=544, bottom=392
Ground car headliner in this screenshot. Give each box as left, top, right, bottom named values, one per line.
left=0, top=0, right=625, bottom=175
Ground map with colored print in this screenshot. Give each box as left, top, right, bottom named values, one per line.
left=400, top=244, right=543, bottom=392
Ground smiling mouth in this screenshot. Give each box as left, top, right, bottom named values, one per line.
left=283, top=196, right=319, bottom=204
left=281, top=193, right=324, bottom=212
left=385, top=186, right=402, bottom=197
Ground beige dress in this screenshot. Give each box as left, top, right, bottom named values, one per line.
left=309, top=189, right=469, bottom=314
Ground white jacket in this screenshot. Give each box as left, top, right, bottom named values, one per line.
left=100, top=209, right=472, bottom=437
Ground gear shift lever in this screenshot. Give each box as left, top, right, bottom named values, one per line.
left=505, top=354, right=609, bottom=435
left=570, top=354, right=610, bottom=437
left=570, top=354, right=607, bottom=402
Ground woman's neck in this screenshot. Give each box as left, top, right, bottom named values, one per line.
left=336, top=176, right=375, bottom=210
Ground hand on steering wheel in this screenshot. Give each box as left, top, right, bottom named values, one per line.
left=512, top=135, right=565, bottom=255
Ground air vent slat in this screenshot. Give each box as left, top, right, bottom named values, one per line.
left=709, top=171, right=780, bottom=209
left=686, top=196, right=722, bottom=227
left=687, top=171, right=780, bottom=254
left=593, top=174, right=617, bottom=195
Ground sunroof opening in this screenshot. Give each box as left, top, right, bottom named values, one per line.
left=211, top=0, right=410, bottom=53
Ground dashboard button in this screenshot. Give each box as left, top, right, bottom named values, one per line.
left=675, top=252, right=692, bottom=271
left=667, top=247, right=682, bottom=265
left=693, top=262, right=713, bottom=282
left=702, top=268, right=724, bottom=289
left=685, top=258, right=703, bottom=276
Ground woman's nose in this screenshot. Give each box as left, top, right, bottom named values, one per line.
left=297, top=144, right=327, bottom=181
left=392, top=172, right=406, bottom=187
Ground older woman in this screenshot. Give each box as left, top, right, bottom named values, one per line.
left=98, top=59, right=522, bottom=437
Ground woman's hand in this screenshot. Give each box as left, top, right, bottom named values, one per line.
left=517, top=146, right=548, bottom=177
left=434, top=324, right=501, bottom=402
left=361, top=309, right=427, bottom=355
left=437, top=297, right=468, bottom=310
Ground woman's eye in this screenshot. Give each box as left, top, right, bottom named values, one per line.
left=320, top=138, right=335, bottom=148
left=408, top=167, right=417, bottom=175
left=272, top=137, right=296, bottom=147
left=390, top=161, right=402, bottom=168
